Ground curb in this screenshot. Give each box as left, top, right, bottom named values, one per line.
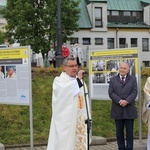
left=90, top=136, right=107, bottom=145
left=2, top=136, right=148, bottom=149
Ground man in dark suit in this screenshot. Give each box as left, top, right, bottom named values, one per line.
left=108, top=62, right=138, bottom=150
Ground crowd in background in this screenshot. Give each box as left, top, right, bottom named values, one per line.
left=31, top=43, right=84, bottom=68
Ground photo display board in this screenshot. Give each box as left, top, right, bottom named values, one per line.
left=89, top=48, right=139, bottom=100
left=0, top=46, right=31, bottom=105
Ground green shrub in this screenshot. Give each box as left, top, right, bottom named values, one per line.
left=141, top=67, right=150, bottom=77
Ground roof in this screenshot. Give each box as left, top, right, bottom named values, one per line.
left=78, top=0, right=92, bottom=28
left=107, top=22, right=150, bottom=29
left=107, top=0, right=143, bottom=11
left=88, top=0, right=107, bottom=2
left=88, top=0, right=150, bottom=11
left=140, top=0, right=150, bottom=3
left=78, top=0, right=150, bottom=28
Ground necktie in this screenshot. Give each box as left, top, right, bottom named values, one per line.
left=121, top=76, right=125, bottom=84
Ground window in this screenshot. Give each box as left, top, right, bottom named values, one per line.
left=132, top=12, right=137, bottom=17
left=107, top=11, right=110, bottom=16
left=119, top=38, right=126, bottom=48
left=123, top=11, right=130, bottom=16
left=143, top=61, right=150, bottom=67
left=70, top=37, right=78, bottom=45
left=94, top=7, right=102, bottom=27
left=131, top=38, right=137, bottom=47
left=108, top=11, right=143, bottom=24
left=112, top=11, right=119, bottom=16
left=131, top=11, right=143, bottom=23
left=107, top=38, right=114, bottom=49
left=83, top=38, right=91, bottom=45
left=108, top=11, right=119, bottom=23
left=142, top=38, right=149, bottom=51
left=95, top=38, right=103, bottom=45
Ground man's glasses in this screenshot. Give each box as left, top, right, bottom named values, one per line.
left=65, top=64, right=78, bottom=68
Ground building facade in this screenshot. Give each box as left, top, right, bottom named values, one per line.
left=0, top=0, right=150, bottom=66
left=69, top=0, right=150, bottom=66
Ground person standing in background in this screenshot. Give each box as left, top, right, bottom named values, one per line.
left=70, top=44, right=74, bottom=57
left=142, top=77, right=150, bottom=150
left=47, top=56, right=91, bottom=150
left=108, top=62, right=138, bottom=150
left=62, top=43, right=70, bottom=58
left=48, top=48, right=56, bottom=68
left=73, top=43, right=83, bottom=67
left=37, top=50, right=44, bottom=67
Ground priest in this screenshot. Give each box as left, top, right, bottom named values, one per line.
left=47, top=56, right=91, bottom=150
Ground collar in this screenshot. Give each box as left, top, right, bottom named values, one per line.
left=120, top=75, right=126, bottom=80
left=64, top=72, right=76, bottom=80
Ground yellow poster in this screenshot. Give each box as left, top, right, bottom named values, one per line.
left=0, top=48, right=28, bottom=59
left=0, top=46, right=31, bottom=105
left=89, top=48, right=138, bottom=100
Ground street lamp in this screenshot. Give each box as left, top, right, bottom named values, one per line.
left=56, top=0, right=64, bottom=67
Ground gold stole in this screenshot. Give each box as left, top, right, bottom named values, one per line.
left=75, top=94, right=87, bottom=150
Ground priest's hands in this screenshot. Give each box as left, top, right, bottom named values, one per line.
left=77, top=69, right=85, bottom=80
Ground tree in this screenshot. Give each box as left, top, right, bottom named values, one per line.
left=0, top=30, right=6, bottom=44
left=0, top=0, right=80, bottom=54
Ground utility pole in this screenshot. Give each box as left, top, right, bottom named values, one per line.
left=56, top=0, right=64, bottom=67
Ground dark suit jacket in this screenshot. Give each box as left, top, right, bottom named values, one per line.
left=108, top=73, right=138, bottom=119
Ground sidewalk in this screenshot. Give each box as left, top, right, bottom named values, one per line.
left=1, top=136, right=147, bottom=150
left=90, top=137, right=147, bottom=150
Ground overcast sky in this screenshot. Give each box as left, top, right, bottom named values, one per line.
left=0, top=0, right=6, bottom=6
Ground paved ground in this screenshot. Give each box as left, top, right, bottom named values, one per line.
left=2, top=137, right=147, bottom=150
